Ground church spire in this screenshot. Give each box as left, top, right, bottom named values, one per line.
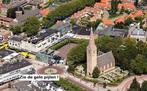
left=88, top=28, right=96, bottom=48
left=86, top=28, right=97, bottom=77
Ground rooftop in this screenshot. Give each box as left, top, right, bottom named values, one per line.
left=9, top=36, right=23, bottom=42
left=0, top=49, right=14, bottom=58
left=72, top=25, right=96, bottom=35
left=29, top=29, right=59, bottom=44
left=102, top=19, right=113, bottom=25
left=0, top=16, right=13, bottom=23
left=0, top=59, right=31, bottom=74
left=15, top=9, right=41, bottom=24
left=97, top=51, right=115, bottom=68
left=131, top=28, right=146, bottom=36
left=39, top=9, right=49, bottom=16
left=98, top=25, right=128, bottom=37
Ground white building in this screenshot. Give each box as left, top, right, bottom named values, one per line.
left=130, top=28, right=147, bottom=42
left=8, top=29, right=70, bottom=53
left=0, top=59, right=33, bottom=85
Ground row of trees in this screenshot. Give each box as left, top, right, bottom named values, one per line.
left=10, top=16, right=40, bottom=37
left=66, top=36, right=147, bottom=75
left=128, top=78, right=147, bottom=91
left=43, top=0, right=96, bottom=27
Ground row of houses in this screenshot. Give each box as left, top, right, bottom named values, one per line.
left=8, top=27, right=72, bottom=53
left=0, top=49, right=34, bottom=85
left=73, top=23, right=147, bottom=42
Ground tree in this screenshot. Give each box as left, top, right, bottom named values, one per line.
left=128, top=78, right=140, bottom=91
left=92, top=66, right=100, bottom=78
left=87, top=19, right=101, bottom=29
left=95, top=0, right=101, bottom=2
left=134, top=0, right=139, bottom=7
left=110, top=0, right=119, bottom=14
left=124, top=17, right=134, bottom=26
left=44, top=0, right=96, bottom=27
left=134, top=16, right=143, bottom=23
left=23, top=16, right=40, bottom=37
left=67, top=40, right=88, bottom=72
left=141, top=81, right=147, bottom=91
left=70, top=19, right=76, bottom=27
left=114, top=22, right=126, bottom=29
left=2, top=0, right=10, bottom=4
left=7, top=7, right=24, bottom=18
left=10, top=25, right=22, bottom=35
left=120, top=6, right=125, bottom=14
left=130, top=54, right=147, bottom=74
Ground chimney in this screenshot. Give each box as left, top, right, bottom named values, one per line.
left=15, top=10, right=22, bottom=17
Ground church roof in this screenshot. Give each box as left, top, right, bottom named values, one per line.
left=97, top=51, right=115, bottom=68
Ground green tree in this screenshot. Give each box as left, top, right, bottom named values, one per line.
left=70, top=19, right=76, bottom=27
left=7, top=8, right=16, bottom=18
left=120, top=6, right=125, bottom=14
left=110, top=0, right=119, bottom=14
left=114, top=22, right=126, bottom=29
left=130, top=54, right=147, bottom=74
left=23, top=16, right=40, bottom=37
left=92, top=66, right=100, bottom=78
left=95, top=0, right=101, bottom=2
left=2, top=0, right=10, bottom=4
left=124, top=17, right=134, bottom=26
left=87, top=19, right=101, bottom=29
left=141, top=81, right=147, bottom=91
left=134, top=0, right=139, bottom=7
left=134, top=16, right=143, bottom=23
left=67, top=40, right=88, bottom=72
left=10, top=25, right=22, bottom=35
left=44, top=0, right=96, bottom=27
left=128, top=78, right=140, bottom=91
left=7, top=7, right=24, bottom=18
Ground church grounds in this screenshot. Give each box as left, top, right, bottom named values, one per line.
left=98, top=67, right=129, bottom=85
left=75, top=65, right=129, bottom=85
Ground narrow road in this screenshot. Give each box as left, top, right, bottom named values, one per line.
left=67, top=74, right=95, bottom=91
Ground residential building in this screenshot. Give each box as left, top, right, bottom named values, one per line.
left=0, top=57, right=33, bottom=85
left=97, top=23, right=128, bottom=37
left=14, top=81, right=65, bottom=91
left=14, top=9, right=41, bottom=24
left=130, top=28, right=147, bottom=42
left=0, top=49, right=16, bottom=61
left=72, top=26, right=97, bottom=39
left=8, top=29, right=70, bottom=53
left=0, top=29, right=13, bottom=43
left=0, top=16, right=14, bottom=28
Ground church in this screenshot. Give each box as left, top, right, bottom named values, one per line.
left=87, top=29, right=115, bottom=77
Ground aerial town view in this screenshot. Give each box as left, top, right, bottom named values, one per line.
left=0, top=0, right=147, bottom=91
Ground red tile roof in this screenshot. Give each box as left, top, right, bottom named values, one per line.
left=126, top=10, right=143, bottom=18
left=102, top=19, right=113, bottom=25
left=115, top=17, right=125, bottom=23
left=39, top=9, right=49, bottom=16
left=94, top=3, right=111, bottom=9
left=101, top=0, right=111, bottom=3
left=118, top=3, right=135, bottom=10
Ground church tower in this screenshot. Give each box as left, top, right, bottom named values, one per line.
left=87, top=28, right=97, bottom=77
